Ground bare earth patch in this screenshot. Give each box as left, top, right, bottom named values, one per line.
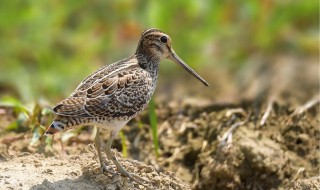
left=0, top=149, right=189, bottom=190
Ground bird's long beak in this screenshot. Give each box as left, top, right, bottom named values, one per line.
left=169, top=50, right=209, bottom=87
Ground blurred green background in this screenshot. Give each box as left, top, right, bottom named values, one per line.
left=0, top=0, right=318, bottom=102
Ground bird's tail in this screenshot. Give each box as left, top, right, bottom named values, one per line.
left=44, top=119, right=66, bottom=136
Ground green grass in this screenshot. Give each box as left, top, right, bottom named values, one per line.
left=0, top=97, right=53, bottom=148
left=148, top=98, right=159, bottom=158
left=119, top=130, right=128, bottom=158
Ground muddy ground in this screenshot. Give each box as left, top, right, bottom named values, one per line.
left=0, top=56, right=319, bottom=190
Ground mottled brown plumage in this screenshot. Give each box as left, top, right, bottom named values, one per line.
left=53, top=56, right=154, bottom=118
left=45, top=28, right=208, bottom=185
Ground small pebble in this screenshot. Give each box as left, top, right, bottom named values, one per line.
left=95, top=174, right=105, bottom=182
left=43, top=169, right=53, bottom=174
left=127, top=166, right=135, bottom=172
left=144, top=166, right=153, bottom=173
left=147, top=173, right=153, bottom=178
left=111, top=175, right=121, bottom=183
left=69, top=171, right=78, bottom=176
left=153, top=176, right=161, bottom=187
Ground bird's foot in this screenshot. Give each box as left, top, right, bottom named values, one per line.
left=99, top=162, right=116, bottom=175
left=118, top=169, right=150, bottom=187
left=99, top=161, right=150, bottom=187
left=112, top=160, right=150, bottom=186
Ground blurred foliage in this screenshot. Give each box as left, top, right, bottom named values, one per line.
left=0, top=0, right=318, bottom=101
left=0, top=97, right=54, bottom=148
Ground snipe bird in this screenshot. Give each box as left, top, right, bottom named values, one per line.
left=45, top=28, right=209, bottom=184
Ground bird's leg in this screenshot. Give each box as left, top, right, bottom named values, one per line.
left=94, top=128, right=115, bottom=174
left=104, top=130, right=149, bottom=185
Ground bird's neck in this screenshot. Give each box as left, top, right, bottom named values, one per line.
left=136, top=54, right=160, bottom=78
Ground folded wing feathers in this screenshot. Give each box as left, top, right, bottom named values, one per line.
left=52, top=62, right=143, bottom=118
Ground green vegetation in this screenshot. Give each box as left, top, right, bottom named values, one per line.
left=119, top=130, right=128, bottom=158
left=0, top=1, right=317, bottom=100
left=148, top=98, right=159, bottom=158
left=0, top=96, right=53, bottom=148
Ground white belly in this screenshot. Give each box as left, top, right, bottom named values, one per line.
left=87, top=119, right=129, bottom=133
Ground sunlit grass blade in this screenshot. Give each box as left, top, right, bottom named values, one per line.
left=30, top=126, right=42, bottom=146
left=61, top=126, right=84, bottom=143
left=137, top=119, right=143, bottom=129
left=149, top=98, right=159, bottom=158
left=45, top=135, right=53, bottom=152
left=119, top=130, right=127, bottom=158
left=0, top=96, right=31, bottom=119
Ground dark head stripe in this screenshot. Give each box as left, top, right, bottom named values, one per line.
left=141, top=28, right=160, bottom=35
left=141, top=28, right=163, bottom=37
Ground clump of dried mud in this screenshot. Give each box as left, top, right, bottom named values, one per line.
left=125, top=95, right=319, bottom=190
left=289, top=177, right=320, bottom=190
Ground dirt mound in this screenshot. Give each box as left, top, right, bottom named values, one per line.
left=289, top=177, right=320, bottom=190
left=124, top=98, right=319, bottom=190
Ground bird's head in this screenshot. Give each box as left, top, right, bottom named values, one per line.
left=136, top=28, right=209, bottom=87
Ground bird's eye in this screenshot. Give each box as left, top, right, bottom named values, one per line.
left=160, top=36, right=167, bottom=43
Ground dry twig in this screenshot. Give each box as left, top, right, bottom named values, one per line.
left=219, top=110, right=249, bottom=147
left=290, top=94, right=320, bottom=117
left=260, top=95, right=276, bottom=127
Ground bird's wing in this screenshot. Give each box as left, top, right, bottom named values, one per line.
left=52, top=61, right=151, bottom=118
left=70, top=56, right=135, bottom=94
left=83, top=69, right=152, bottom=118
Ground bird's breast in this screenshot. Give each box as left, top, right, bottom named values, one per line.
left=109, top=71, right=157, bottom=120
